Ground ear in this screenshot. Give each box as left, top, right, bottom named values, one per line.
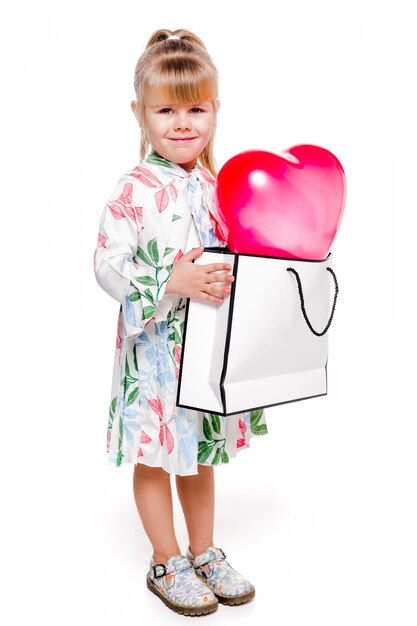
left=130, top=100, right=137, bottom=114
left=215, top=98, right=221, bottom=112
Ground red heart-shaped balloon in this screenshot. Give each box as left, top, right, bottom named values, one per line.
left=215, top=145, right=346, bottom=260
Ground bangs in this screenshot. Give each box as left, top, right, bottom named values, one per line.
left=145, top=58, right=216, bottom=105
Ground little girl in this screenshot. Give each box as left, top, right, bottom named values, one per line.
left=94, top=28, right=269, bottom=616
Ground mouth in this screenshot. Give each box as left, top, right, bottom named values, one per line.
left=169, top=137, right=197, bottom=142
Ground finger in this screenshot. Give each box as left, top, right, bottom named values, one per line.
left=208, top=269, right=234, bottom=281
left=205, top=281, right=231, bottom=299
left=194, top=292, right=223, bottom=304
left=207, top=294, right=224, bottom=303
left=199, top=286, right=224, bottom=303
left=206, top=263, right=233, bottom=273
left=182, top=246, right=205, bottom=260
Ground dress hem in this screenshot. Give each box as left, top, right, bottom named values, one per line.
left=106, top=427, right=268, bottom=476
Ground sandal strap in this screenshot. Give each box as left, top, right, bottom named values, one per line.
left=193, top=546, right=227, bottom=569
left=152, top=555, right=192, bottom=578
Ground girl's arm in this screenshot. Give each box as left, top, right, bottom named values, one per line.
left=93, top=175, right=174, bottom=340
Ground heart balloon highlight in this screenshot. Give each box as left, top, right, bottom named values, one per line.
left=215, top=145, right=346, bottom=260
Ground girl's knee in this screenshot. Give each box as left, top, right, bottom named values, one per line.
left=196, top=464, right=214, bottom=473
left=133, top=463, right=171, bottom=478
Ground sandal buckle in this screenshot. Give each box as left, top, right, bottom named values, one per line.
left=152, top=563, right=167, bottom=578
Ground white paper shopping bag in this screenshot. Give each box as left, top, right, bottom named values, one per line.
left=176, top=248, right=339, bottom=416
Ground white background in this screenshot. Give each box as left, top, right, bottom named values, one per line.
left=1, top=1, right=416, bottom=624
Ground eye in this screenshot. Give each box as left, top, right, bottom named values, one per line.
left=157, top=106, right=205, bottom=115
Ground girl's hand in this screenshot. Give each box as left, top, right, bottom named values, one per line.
left=165, top=247, right=235, bottom=304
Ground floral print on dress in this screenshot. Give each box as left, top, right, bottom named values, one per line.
left=94, top=150, right=268, bottom=476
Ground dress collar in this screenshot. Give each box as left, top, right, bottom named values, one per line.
left=144, top=149, right=213, bottom=182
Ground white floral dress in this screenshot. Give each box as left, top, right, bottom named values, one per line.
left=93, top=150, right=268, bottom=476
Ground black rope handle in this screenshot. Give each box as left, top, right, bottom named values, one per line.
left=286, top=266, right=339, bottom=337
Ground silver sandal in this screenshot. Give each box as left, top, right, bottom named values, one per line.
left=146, top=554, right=218, bottom=616
left=187, top=545, right=255, bottom=606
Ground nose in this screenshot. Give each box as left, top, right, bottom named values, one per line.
left=174, top=110, right=191, bottom=131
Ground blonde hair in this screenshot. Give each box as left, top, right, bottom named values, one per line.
left=133, top=28, right=219, bottom=177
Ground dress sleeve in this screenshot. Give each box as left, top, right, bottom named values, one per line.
left=93, top=175, right=175, bottom=341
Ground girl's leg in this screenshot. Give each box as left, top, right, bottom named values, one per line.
left=175, top=464, right=215, bottom=555
left=133, top=464, right=182, bottom=563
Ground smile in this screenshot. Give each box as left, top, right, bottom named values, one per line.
left=169, top=138, right=197, bottom=142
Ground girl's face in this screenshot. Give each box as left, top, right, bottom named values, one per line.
left=141, top=87, right=216, bottom=172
